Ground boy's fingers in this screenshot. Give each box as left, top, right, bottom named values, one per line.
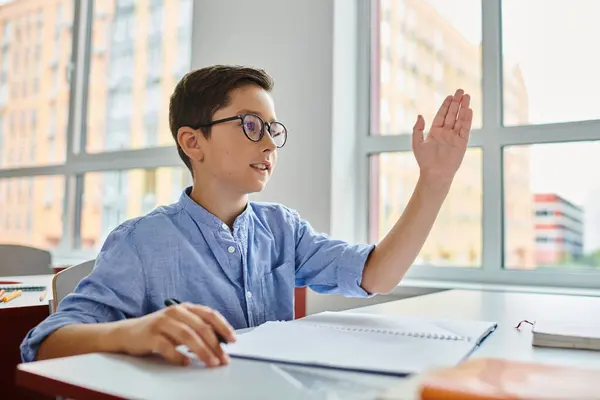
left=444, top=90, right=463, bottom=128
left=196, top=321, right=228, bottom=362
left=187, top=304, right=237, bottom=343
left=432, top=96, right=452, bottom=127
left=154, top=335, right=190, bottom=366
left=167, top=306, right=226, bottom=361
left=161, top=320, right=220, bottom=367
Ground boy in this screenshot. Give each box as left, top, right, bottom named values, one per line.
left=21, top=65, right=472, bottom=367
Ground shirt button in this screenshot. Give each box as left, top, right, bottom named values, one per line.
left=221, top=223, right=228, bottom=230
left=246, top=291, right=253, bottom=299
left=228, top=246, right=235, bottom=253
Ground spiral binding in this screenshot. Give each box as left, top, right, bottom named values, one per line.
left=0, top=285, right=46, bottom=292
left=305, top=323, right=470, bottom=341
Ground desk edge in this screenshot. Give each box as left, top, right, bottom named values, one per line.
left=16, top=366, right=128, bottom=400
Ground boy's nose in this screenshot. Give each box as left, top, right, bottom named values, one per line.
left=261, top=130, right=277, bottom=151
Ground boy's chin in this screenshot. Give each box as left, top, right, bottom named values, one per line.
left=244, top=180, right=269, bottom=194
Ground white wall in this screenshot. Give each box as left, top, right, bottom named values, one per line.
left=192, top=0, right=338, bottom=233
left=191, top=0, right=430, bottom=313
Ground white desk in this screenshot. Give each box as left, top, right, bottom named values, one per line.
left=0, top=274, right=53, bottom=309
left=16, top=289, right=600, bottom=400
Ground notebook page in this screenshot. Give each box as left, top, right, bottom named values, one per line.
left=224, top=321, right=479, bottom=376
left=295, top=312, right=497, bottom=344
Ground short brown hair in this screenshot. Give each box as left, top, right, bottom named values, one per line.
left=169, top=65, right=274, bottom=174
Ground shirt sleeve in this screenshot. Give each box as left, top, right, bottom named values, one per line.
left=289, top=209, right=376, bottom=298
left=20, top=223, right=148, bottom=362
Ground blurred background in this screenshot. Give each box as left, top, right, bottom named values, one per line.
left=1, top=0, right=600, bottom=283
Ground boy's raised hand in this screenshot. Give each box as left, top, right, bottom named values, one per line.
left=115, top=302, right=236, bottom=367
left=412, top=89, right=473, bottom=186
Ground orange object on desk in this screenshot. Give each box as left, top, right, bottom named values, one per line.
left=419, top=358, right=600, bottom=400
left=1, top=290, right=23, bottom=303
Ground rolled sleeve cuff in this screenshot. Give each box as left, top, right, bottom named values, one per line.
left=336, top=243, right=376, bottom=298
left=20, top=314, right=86, bottom=362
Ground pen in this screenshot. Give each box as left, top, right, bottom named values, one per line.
left=39, top=290, right=47, bottom=301
left=164, top=298, right=228, bottom=344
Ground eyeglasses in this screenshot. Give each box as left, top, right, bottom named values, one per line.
left=196, top=113, right=288, bottom=148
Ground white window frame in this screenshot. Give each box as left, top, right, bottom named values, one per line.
left=0, top=0, right=188, bottom=265
left=356, top=0, right=600, bottom=289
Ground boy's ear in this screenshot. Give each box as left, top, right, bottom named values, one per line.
left=177, top=126, right=206, bottom=162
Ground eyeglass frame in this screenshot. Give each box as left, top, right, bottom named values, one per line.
left=194, top=113, right=288, bottom=148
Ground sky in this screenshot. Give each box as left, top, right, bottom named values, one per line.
left=424, top=0, right=600, bottom=124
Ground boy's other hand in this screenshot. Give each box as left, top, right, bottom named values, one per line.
left=114, top=303, right=237, bottom=367
left=412, top=89, right=473, bottom=187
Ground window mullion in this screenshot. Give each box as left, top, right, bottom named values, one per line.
left=481, top=0, right=503, bottom=275
left=66, top=0, right=92, bottom=160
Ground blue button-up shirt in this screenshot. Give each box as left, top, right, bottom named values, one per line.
left=21, top=188, right=375, bottom=362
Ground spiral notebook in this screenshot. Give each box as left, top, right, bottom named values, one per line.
left=224, top=312, right=497, bottom=376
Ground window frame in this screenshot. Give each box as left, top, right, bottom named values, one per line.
left=0, top=0, right=187, bottom=265
left=357, top=0, right=600, bottom=289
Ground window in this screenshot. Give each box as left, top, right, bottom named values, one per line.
left=30, top=110, right=37, bottom=132
left=380, top=99, right=391, bottom=133
left=0, top=30, right=8, bottom=106
left=142, top=168, right=157, bottom=214
left=502, top=0, right=600, bottom=126
left=372, top=0, right=482, bottom=136
left=0, top=176, right=64, bottom=250
left=393, top=106, right=405, bottom=132
left=504, top=142, right=600, bottom=270
left=173, top=0, right=192, bottom=79
left=148, top=1, right=164, bottom=37
left=172, top=167, right=192, bottom=201
left=147, top=42, right=163, bottom=82
left=365, top=0, right=600, bottom=288
left=370, top=149, right=482, bottom=267
left=144, top=82, right=161, bottom=146
left=147, top=0, right=164, bottom=83
left=0, top=115, right=4, bottom=166
left=0, top=0, right=192, bottom=264
left=381, top=60, right=391, bottom=84
left=433, top=61, right=444, bottom=83
left=85, top=0, right=188, bottom=153
left=0, top=1, right=70, bottom=168
left=79, top=167, right=188, bottom=251
left=395, top=68, right=405, bottom=91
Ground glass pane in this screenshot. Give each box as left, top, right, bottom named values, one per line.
left=85, top=0, right=192, bottom=153
left=504, top=142, right=600, bottom=269
left=372, top=0, right=482, bottom=135
left=370, top=148, right=482, bottom=266
left=502, top=1, right=600, bottom=126
left=0, top=175, right=65, bottom=250
left=0, top=0, right=74, bottom=167
left=79, top=166, right=191, bottom=250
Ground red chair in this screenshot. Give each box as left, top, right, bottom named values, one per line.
left=294, top=287, right=307, bottom=319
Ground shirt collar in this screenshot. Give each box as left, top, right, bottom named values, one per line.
left=178, top=187, right=252, bottom=231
